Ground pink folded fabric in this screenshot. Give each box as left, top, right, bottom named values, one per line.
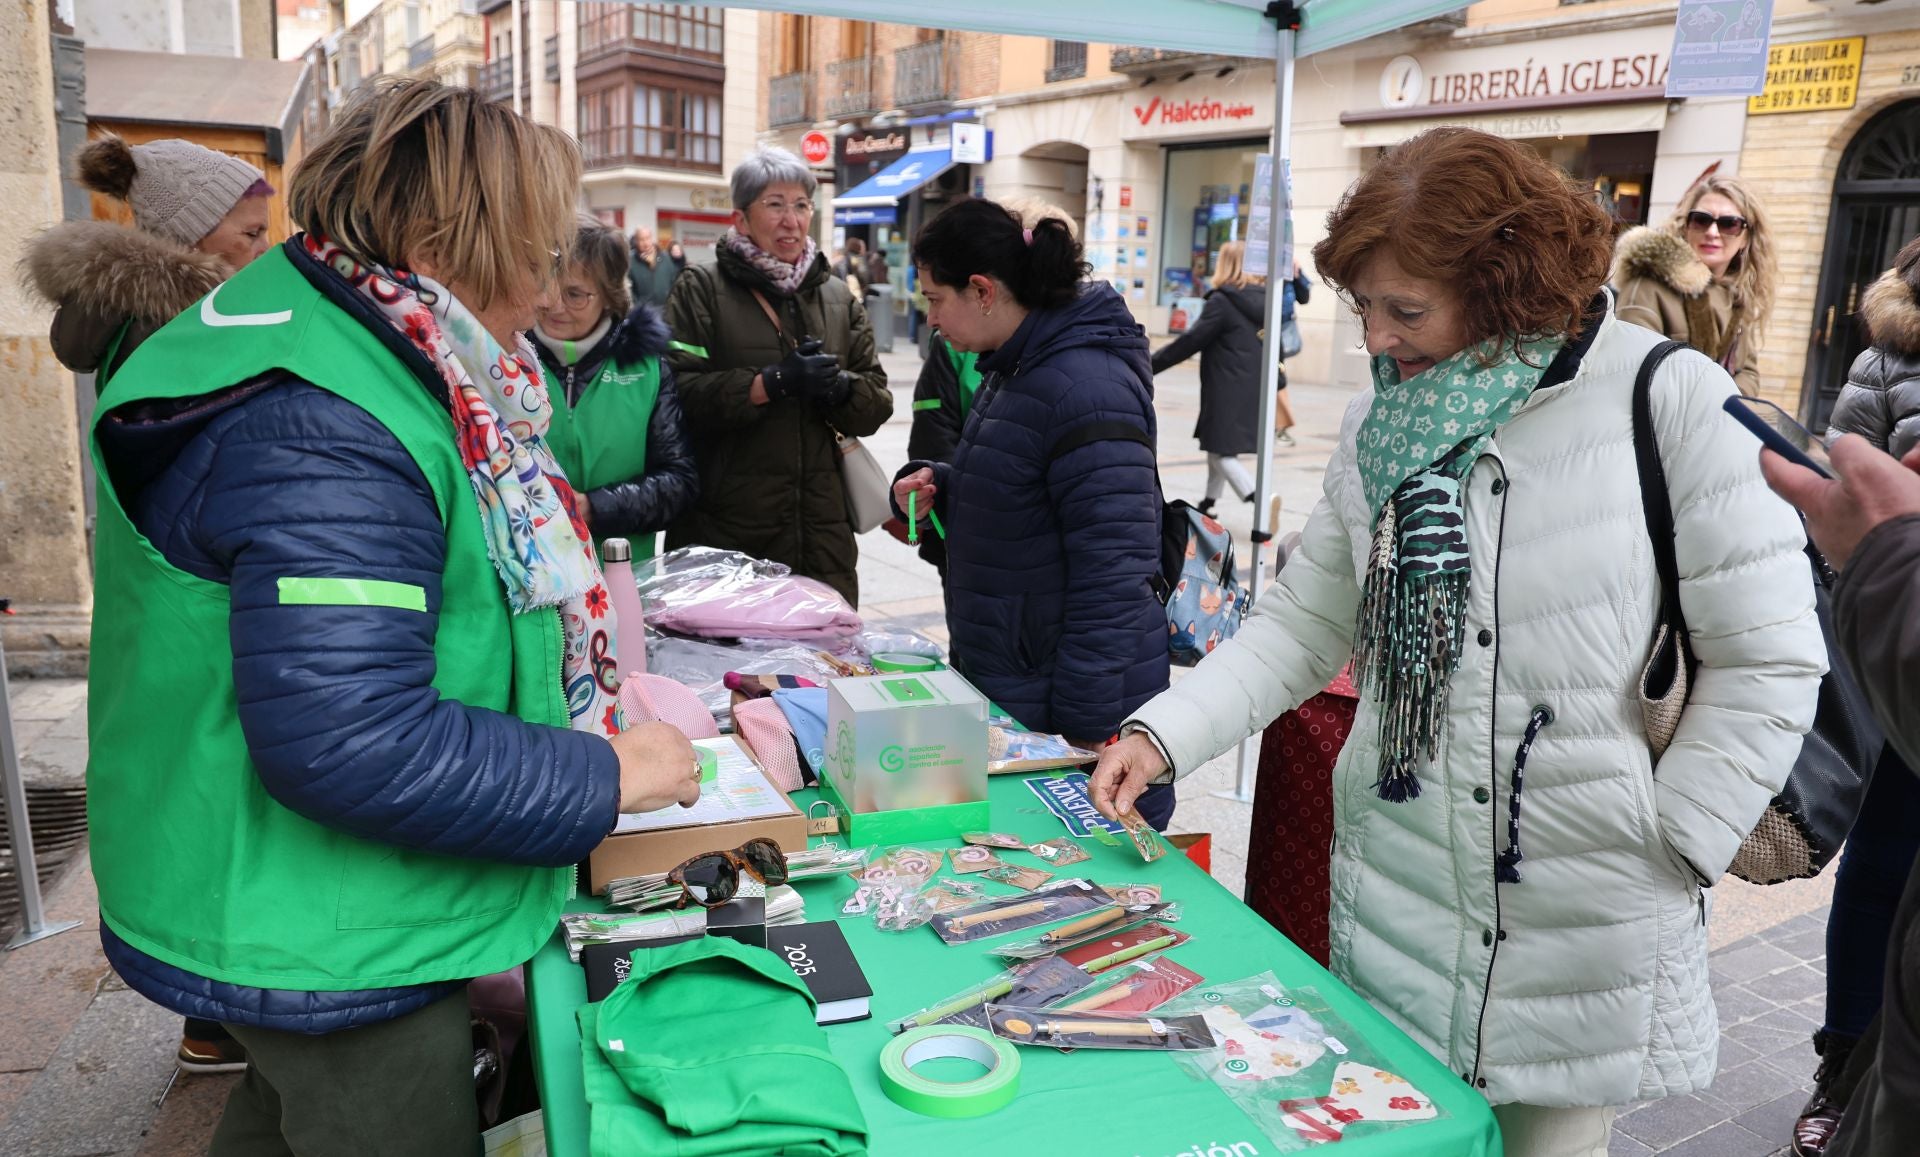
left=731, top=696, right=805, bottom=793
left=643, top=573, right=861, bottom=644
left=618, top=673, right=720, bottom=740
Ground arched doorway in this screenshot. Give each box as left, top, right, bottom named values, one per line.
left=1013, top=141, right=1090, bottom=239
left=1806, top=100, right=1920, bottom=427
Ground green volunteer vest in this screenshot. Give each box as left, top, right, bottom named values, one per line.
left=539, top=348, right=663, bottom=561
left=949, top=343, right=983, bottom=422
left=87, top=246, right=576, bottom=991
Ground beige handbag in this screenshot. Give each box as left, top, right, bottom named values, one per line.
left=750, top=289, right=890, bottom=534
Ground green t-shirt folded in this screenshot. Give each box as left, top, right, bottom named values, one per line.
left=579, top=936, right=870, bottom=1156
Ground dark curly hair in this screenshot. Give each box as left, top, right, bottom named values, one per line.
left=1312, top=127, right=1614, bottom=364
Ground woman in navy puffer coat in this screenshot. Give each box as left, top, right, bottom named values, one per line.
left=893, top=199, right=1175, bottom=829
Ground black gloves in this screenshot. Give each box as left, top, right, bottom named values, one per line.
left=762, top=338, right=840, bottom=402
left=817, top=371, right=854, bottom=410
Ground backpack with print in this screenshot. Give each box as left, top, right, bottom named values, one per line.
left=1045, top=424, right=1251, bottom=668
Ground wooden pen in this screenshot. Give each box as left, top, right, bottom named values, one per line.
left=1057, top=983, right=1136, bottom=1012
left=951, top=899, right=1048, bottom=931
left=1042, top=906, right=1126, bottom=942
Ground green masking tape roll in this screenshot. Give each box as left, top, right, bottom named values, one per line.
left=871, top=652, right=942, bottom=673
left=879, top=1026, right=1021, bottom=1118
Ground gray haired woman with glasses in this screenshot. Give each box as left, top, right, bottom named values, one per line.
left=663, top=145, right=892, bottom=604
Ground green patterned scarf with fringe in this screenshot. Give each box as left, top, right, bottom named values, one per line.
left=1352, top=335, right=1563, bottom=802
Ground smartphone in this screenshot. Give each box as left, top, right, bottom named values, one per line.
left=1722, top=395, right=1833, bottom=479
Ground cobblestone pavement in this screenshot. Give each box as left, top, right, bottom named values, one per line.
left=0, top=344, right=1844, bottom=1154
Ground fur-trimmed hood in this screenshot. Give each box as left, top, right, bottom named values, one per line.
left=1610, top=225, right=1712, bottom=299
left=604, top=301, right=671, bottom=365
left=1863, top=268, right=1920, bottom=357
left=20, top=219, right=228, bottom=374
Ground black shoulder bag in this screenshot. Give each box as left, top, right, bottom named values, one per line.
left=1632, top=341, right=1884, bottom=884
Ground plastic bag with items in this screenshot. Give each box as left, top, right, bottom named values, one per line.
left=634, top=546, right=863, bottom=645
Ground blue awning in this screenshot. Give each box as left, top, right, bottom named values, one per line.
left=834, top=148, right=955, bottom=209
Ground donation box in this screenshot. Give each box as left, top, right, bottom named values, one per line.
left=820, top=670, right=990, bottom=843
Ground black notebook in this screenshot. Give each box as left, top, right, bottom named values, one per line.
left=581, top=933, right=702, bottom=1002
left=764, top=921, right=872, bottom=1025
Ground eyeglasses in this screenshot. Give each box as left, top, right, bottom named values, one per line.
left=561, top=287, right=597, bottom=308
left=754, top=198, right=813, bottom=222
left=666, top=837, right=790, bottom=907
left=1685, top=211, right=1748, bottom=237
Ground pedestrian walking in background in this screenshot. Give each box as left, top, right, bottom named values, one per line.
left=833, top=236, right=871, bottom=297
left=663, top=146, right=891, bottom=605
left=626, top=224, right=685, bottom=309
left=1149, top=239, right=1270, bottom=514
left=1091, top=127, right=1825, bottom=1157
left=1786, top=235, right=1920, bottom=1156
left=892, top=197, right=1177, bottom=832
left=22, top=132, right=277, bottom=1076
left=23, top=134, right=274, bottom=393
left=1277, top=258, right=1313, bottom=443
left=531, top=215, right=699, bottom=557
left=1761, top=434, right=1920, bottom=1157
left=1612, top=174, right=1773, bottom=396
left=84, top=80, right=703, bottom=1154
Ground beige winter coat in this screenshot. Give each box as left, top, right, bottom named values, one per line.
left=1127, top=297, right=1824, bottom=1109
left=1612, top=225, right=1761, bottom=396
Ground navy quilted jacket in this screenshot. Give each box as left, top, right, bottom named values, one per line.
left=92, top=263, right=619, bottom=1033
left=900, top=284, right=1170, bottom=742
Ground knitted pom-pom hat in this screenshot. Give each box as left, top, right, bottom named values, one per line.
left=75, top=135, right=264, bottom=249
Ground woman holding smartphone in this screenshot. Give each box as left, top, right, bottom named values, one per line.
left=1612, top=175, right=1774, bottom=396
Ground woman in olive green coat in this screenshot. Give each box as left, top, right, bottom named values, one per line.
left=663, top=146, right=891, bottom=606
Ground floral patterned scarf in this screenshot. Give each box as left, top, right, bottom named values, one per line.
left=720, top=228, right=819, bottom=296
left=302, top=234, right=623, bottom=737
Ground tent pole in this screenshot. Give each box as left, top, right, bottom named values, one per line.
left=2, top=634, right=79, bottom=950
left=1215, top=10, right=1296, bottom=806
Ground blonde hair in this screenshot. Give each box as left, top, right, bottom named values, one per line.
left=1211, top=240, right=1263, bottom=291
left=1668, top=174, right=1774, bottom=339
left=288, top=78, right=581, bottom=308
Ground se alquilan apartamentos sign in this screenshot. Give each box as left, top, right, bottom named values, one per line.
left=1747, top=36, right=1865, bottom=116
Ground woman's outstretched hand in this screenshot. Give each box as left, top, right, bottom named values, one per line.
left=1089, top=732, right=1169, bottom=821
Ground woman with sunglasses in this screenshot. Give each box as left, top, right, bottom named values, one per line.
left=531, top=215, right=698, bottom=556
left=1612, top=175, right=1775, bottom=396
left=1090, top=128, right=1824, bottom=1156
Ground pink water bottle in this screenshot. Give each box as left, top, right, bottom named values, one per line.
left=599, top=538, right=649, bottom=678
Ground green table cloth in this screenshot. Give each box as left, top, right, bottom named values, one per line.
left=528, top=773, right=1503, bottom=1157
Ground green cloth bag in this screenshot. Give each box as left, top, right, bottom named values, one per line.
left=579, top=937, right=869, bottom=1157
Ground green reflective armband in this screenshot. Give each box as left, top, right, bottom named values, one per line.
left=276, top=577, right=428, bottom=612
left=912, top=399, right=942, bottom=412
left=668, top=340, right=708, bottom=358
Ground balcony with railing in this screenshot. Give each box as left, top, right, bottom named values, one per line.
left=407, top=34, right=434, bottom=71
left=579, top=124, right=723, bottom=173
left=579, top=3, right=724, bottom=66
left=481, top=55, right=513, bottom=101
left=769, top=72, right=813, bottom=127
left=892, top=39, right=951, bottom=107
left=824, top=56, right=876, bottom=119
left=1045, top=40, right=1087, bottom=83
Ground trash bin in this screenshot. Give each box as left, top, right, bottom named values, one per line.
left=865, top=284, right=895, bottom=354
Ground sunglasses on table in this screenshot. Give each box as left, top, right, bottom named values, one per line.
left=1685, top=211, right=1749, bottom=236
left=666, top=837, right=790, bottom=907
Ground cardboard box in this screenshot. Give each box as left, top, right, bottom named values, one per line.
left=586, top=738, right=808, bottom=894
left=820, top=670, right=990, bottom=844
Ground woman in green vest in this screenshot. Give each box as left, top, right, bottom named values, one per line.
left=530, top=216, right=697, bottom=557
left=86, top=79, right=703, bottom=1154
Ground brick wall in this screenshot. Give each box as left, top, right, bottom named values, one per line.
left=1737, top=27, right=1920, bottom=413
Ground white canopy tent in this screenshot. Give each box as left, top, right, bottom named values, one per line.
left=707, top=1, right=1470, bottom=799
